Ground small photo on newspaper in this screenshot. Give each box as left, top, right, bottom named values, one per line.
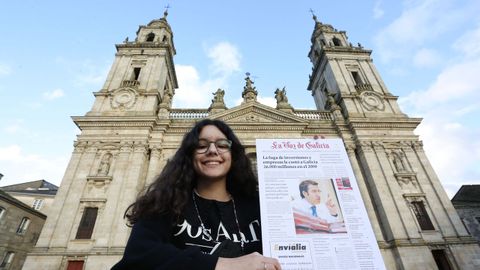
left=290, top=178, right=346, bottom=234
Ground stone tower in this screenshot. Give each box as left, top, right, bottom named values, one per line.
left=307, top=16, right=480, bottom=269
left=22, top=14, right=480, bottom=270
left=23, top=13, right=179, bottom=269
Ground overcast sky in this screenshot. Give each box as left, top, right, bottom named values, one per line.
left=1, top=0, right=479, bottom=198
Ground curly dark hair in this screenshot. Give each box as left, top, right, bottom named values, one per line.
left=125, top=119, right=257, bottom=224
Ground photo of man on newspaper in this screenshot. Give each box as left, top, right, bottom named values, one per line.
left=292, top=179, right=347, bottom=234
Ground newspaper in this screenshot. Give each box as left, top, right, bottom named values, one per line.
left=256, top=139, right=386, bottom=270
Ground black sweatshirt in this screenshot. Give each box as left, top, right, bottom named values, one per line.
left=111, top=194, right=262, bottom=270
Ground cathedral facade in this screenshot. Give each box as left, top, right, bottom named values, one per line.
left=23, top=14, right=480, bottom=270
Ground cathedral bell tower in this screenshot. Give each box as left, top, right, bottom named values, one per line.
left=88, top=10, right=178, bottom=117
left=307, top=15, right=404, bottom=118
left=23, top=12, right=179, bottom=270
left=307, top=15, right=480, bottom=269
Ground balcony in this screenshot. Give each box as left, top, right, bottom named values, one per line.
left=122, top=80, right=140, bottom=88
left=354, top=83, right=373, bottom=92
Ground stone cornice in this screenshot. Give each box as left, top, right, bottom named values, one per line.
left=72, top=116, right=156, bottom=129
left=347, top=118, right=422, bottom=129
left=93, top=91, right=159, bottom=97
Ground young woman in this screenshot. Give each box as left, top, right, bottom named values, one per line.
left=112, top=119, right=281, bottom=270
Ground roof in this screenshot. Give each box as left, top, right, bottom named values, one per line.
left=451, top=185, right=480, bottom=203
left=0, top=189, right=47, bottom=219
left=0, top=179, right=59, bottom=195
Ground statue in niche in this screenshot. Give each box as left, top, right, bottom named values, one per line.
left=97, top=153, right=112, bottom=176
left=392, top=151, right=407, bottom=172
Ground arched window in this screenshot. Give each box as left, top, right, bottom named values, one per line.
left=332, top=37, right=342, bottom=46
left=146, top=33, right=155, bottom=42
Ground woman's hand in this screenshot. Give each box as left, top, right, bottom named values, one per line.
left=215, top=252, right=281, bottom=270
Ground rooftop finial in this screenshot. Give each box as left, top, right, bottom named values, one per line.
left=309, top=8, right=318, bottom=23
left=163, top=4, right=170, bottom=18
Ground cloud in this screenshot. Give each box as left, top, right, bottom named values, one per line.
left=414, top=117, right=480, bottom=198
left=3, top=119, right=25, bottom=134
left=0, top=63, right=12, bottom=76
left=453, top=24, right=480, bottom=57
left=206, top=42, right=241, bottom=76
left=174, top=41, right=242, bottom=108
left=0, top=145, right=68, bottom=186
left=399, top=23, right=480, bottom=198
left=413, top=48, right=441, bottom=68
left=373, top=0, right=472, bottom=63
left=43, top=88, right=65, bottom=100
left=173, top=65, right=219, bottom=108
left=402, top=58, right=480, bottom=110
left=373, top=0, right=385, bottom=19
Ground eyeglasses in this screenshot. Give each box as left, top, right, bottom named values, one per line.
left=195, top=139, right=232, bottom=154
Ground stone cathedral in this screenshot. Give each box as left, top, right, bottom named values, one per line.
left=23, top=13, right=480, bottom=270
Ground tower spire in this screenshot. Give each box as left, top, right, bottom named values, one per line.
left=309, top=8, right=318, bottom=23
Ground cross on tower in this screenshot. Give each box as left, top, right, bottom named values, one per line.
left=163, top=4, right=170, bottom=17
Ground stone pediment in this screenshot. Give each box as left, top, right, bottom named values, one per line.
left=209, top=102, right=307, bottom=124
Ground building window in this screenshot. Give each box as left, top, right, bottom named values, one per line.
left=32, top=199, right=44, bottom=210
left=332, top=36, right=342, bottom=46
left=411, top=201, right=435, bottom=230
left=133, top=67, right=141, bottom=81
left=432, top=250, right=452, bottom=270
left=16, top=217, right=31, bottom=234
left=146, top=32, right=155, bottom=42
left=0, top=207, right=5, bottom=220
left=66, top=260, right=84, bottom=270
left=351, top=71, right=363, bottom=86
left=0, top=252, right=15, bottom=268
left=75, top=207, right=98, bottom=239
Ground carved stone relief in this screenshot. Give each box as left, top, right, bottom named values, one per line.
left=386, top=148, right=420, bottom=193
left=359, top=91, right=385, bottom=111
left=97, top=153, right=113, bottom=176
left=110, top=88, right=138, bottom=110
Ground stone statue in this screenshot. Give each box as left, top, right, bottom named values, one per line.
left=212, top=89, right=225, bottom=104
left=392, top=151, right=407, bottom=172
left=274, top=87, right=293, bottom=112
left=242, top=74, right=258, bottom=104
left=97, top=153, right=112, bottom=176
left=274, top=87, right=288, bottom=103
left=208, top=88, right=227, bottom=113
